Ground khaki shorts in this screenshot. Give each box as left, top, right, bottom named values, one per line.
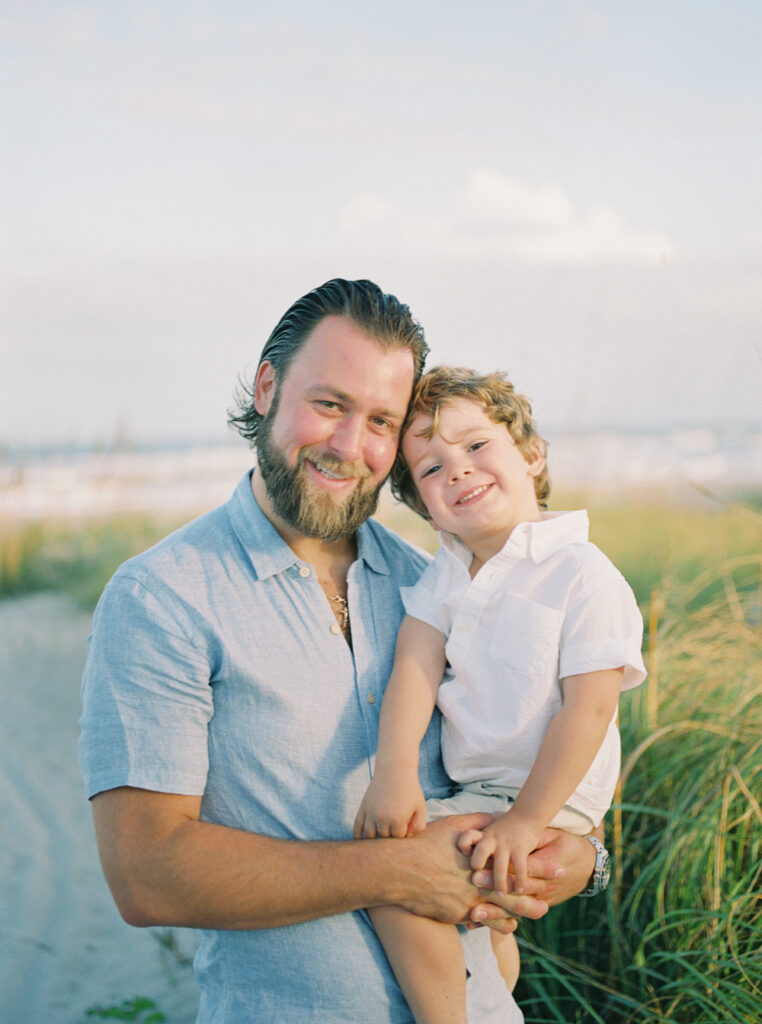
left=426, top=780, right=593, bottom=836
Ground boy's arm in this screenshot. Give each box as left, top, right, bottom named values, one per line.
left=468, top=667, right=623, bottom=892
left=353, top=615, right=446, bottom=839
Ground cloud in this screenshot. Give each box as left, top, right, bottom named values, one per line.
left=339, top=168, right=676, bottom=265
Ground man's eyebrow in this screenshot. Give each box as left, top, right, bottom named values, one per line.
left=307, top=384, right=406, bottom=422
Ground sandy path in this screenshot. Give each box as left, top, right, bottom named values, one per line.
left=0, top=593, right=199, bottom=1024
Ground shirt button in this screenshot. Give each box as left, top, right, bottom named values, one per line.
left=367, top=693, right=375, bottom=704
left=299, top=566, right=310, bottom=578
left=330, top=623, right=341, bottom=635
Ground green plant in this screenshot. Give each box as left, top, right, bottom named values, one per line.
left=85, top=996, right=167, bottom=1022
left=514, top=554, right=762, bottom=1023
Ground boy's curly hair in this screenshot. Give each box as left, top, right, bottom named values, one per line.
left=390, top=365, right=550, bottom=519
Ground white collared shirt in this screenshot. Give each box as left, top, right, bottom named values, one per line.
left=401, top=510, right=646, bottom=827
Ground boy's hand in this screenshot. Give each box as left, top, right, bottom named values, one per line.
left=353, top=771, right=427, bottom=840
left=460, top=809, right=542, bottom=895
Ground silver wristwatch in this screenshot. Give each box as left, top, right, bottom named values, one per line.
left=578, top=834, right=611, bottom=897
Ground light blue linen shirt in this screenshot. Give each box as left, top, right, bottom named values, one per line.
left=79, top=472, right=522, bottom=1023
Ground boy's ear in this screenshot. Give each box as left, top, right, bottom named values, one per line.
left=526, top=440, right=546, bottom=478
left=253, top=361, right=277, bottom=416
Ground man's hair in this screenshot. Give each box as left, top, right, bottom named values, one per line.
left=228, top=278, right=428, bottom=445
left=390, top=365, right=551, bottom=518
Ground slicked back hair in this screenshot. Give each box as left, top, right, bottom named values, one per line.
left=228, top=278, right=428, bottom=445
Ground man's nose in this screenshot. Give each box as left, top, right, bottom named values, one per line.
left=329, top=415, right=365, bottom=462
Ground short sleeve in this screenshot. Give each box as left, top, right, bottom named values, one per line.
left=78, top=571, right=215, bottom=799
left=399, top=551, right=454, bottom=637
left=559, top=569, right=646, bottom=691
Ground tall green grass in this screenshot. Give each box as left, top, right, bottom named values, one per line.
left=514, top=557, right=762, bottom=1023
left=387, top=490, right=762, bottom=1022
left=4, top=490, right=761, bottom=1021
left=0, top=514, right=181, bottom=607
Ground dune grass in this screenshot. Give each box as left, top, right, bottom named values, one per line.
left=4, top=487, right=761, bottom=1021
left=513, top=552, right=762, bottom=1023
left=385, top=489, right=762, bottom=1023
left=0, top=513, right=183, bottom=607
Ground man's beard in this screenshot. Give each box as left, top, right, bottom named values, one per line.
left=256, top=411, right=384, bottom=542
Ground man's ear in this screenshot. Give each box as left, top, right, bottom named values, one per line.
left=526, top=440, right=546, bottom=478
left=253, top=362, right=277, bottom=416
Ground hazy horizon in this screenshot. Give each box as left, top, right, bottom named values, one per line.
left=4, top=2, right=761, bottom=448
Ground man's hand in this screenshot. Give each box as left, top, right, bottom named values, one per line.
left=396, top=814, right=550, bottom=931
left=459, top=808, right=543, bottom=895
left=353, top=770, right=427, bottom=840
left=460, top=826, right=597, bottom=932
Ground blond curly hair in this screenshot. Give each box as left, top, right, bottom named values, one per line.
left=391, top=365, right=550, bottom=519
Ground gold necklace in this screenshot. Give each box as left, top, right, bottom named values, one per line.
left=327, top=594, right=349, bottom=632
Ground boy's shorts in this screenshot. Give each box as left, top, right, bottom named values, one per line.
left=426, top=780, right=593, bottom=836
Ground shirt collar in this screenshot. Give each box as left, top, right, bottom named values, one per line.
left=440, top=509, right=590, bottom=567
left=227, top=471, right=391, bottom=580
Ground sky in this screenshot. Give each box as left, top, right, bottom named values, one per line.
left=3, top=0, right=761, bottom=449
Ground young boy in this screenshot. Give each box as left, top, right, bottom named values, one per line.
left=354, top=366, right=646, bottom=1024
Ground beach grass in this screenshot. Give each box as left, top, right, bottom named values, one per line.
left=511, top=532, right=762, bottom=1021
left=5, top=486, right=762, bottom=1022
left=383, top=490, right=762, bottom=1023
left=0, top=513, right=183, bottom=607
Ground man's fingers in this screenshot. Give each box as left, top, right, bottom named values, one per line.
left=467, top=915, right=519, bottom=936
left=470, top=891, right=549, bottom=924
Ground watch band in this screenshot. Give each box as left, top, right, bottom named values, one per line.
left=578, top=833, right=611, bottom=897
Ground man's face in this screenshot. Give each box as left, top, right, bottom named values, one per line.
left=254, top=316, right=416, bottom=542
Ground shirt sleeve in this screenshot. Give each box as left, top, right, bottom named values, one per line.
left=559, top=564, right=647, bottom=691
left=399, top=552, right=452, bottom=637
left=78, top=570, right=215, bottom=799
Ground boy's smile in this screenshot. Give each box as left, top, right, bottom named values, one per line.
left=402, top=398, right=545, bottom=562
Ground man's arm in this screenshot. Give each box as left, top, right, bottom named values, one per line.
left=91, top=787, right=549, bottom=930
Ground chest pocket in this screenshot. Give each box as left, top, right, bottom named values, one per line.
left=488, top=594, right=563, bottom=677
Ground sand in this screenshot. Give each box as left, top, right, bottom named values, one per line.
left=0, top=592, right=200, bottom=1024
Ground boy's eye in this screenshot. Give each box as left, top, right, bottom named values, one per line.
left=468, top=440, right=486, bottom=452
left=419, top=463, right=441, bottom=479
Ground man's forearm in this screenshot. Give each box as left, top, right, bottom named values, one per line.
left=92, top=788, right=544, bottom=931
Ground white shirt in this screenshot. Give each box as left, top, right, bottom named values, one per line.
left=401, top=510, right=646, bottom=827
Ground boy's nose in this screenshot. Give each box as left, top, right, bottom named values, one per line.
left=449, top=464, right=472, bottom=484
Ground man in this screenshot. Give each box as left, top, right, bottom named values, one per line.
left=79, top=279, right=598, bottom=1023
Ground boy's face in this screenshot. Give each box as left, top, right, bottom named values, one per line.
left=401, top=397, right=545, bottom=555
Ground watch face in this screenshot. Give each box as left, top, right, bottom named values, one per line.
left=599, top=853, right=612, bottom=891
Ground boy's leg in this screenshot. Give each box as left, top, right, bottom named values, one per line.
left=369, top=904, right=467, bottom=1024
left=490, top=930, right=520, bottom=992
